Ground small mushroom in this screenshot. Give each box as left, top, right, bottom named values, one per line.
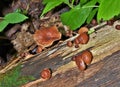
left=75, top=55, right=86, bottom=71
left=40, top=68, right=52, bottom=79
left=91, top=19, right=98, bottom=26
left=74, top=38, right=79, bottom=45
left=34, top=26, right=61, bottom=49
left=75, top=44, right=79, bottom=48
left=78, top=27, right=88, bottom=35
left=81, top=50, right=93, bottom=65
left=115, top=25, right=120, bottom=30
left=77, top=32, right=89, bottom=44
left=67, top=41, right=73, bottom=47
left=36, top=46, right=43, bottom=53
left=107, top=19, right=114, bottom=26
left=73, top=50, right=93, bottom=71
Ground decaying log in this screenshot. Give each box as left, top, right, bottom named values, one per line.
left=0, top=20, right=120, bottom=87
left=21, top=20, right=120, bottom=86
left=28, top=50, right=120, bottom=87
left=21, top=20, right=120, bottom=75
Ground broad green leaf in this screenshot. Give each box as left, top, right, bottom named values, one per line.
left=87, top=8, right=98, bottom=24
left=4, top=13, right=28, bottom=24
left=61, top=6, right=80, bottom=30
left=82, top=0, right=97, bottom=8
left=97, top=0, right=120, bottom=21
left=0, top=20, right=9, bottom=32
left=61, top=0, right=97, bottom=30
left=41, top=0, right=65, bottom=16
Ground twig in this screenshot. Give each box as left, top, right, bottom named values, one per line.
left=21, top=78, right=45, bottom=87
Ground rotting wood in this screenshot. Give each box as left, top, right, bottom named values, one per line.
left=0, top=21, right=106, bottom=74
left=26, top=50, right=120, bottom=87
left=0, top=20, right=120, bottom=86
left=0, top=21, right=120, bottom=74
left=21, top=20, right=120, bottom=86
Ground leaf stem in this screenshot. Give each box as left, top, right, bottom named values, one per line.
left=71, top=0, right=75, bottom=5
left=82, top=5, right=99, bottom=9
left=67, top=3, right=73, bottom=9
left=65, top=0, right=75, bottom=9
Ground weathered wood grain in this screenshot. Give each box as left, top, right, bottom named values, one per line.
left=34, top=50, right=120, bottom=87
left=21, top=20, right=120, bottom=79
left=1, top=20, right=120, bottom=87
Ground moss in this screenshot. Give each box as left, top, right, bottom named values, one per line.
left=0, top=65, right=35, bottom=87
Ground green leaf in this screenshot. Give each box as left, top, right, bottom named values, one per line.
left=61, top=0, right=97, bottom=30
left=97, top=0, right=101, bottom=3
left=97, top=0, right=120, bottom=21
left=42, top=0, right=50, bottom=4
left=0, top=20, right=9, bottom=32
left=86, top=8, right=98, bottom=24
left=41, top=0, right=65, bottom=16
left=4, top=13, right=28, bottom=24
left=80, top=0, right=89, bottom=5
left=15, top=9, right=22, bottom=13
left=63, top=0, right=71, bottom=7
left=61, top=6, right=81, bottom=30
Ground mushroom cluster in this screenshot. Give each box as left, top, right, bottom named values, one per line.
left=66, top=26, right=93, bottom=71
left=34, top=26, right=61, bottom=52
left=72, top=50, right=93, bottom=71
left=67, top=27, right=89, bottom=48
left=76, top=27, right=89, bottom=44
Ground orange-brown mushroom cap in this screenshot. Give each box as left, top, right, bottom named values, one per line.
left=34, top=26, right=61, bottom=49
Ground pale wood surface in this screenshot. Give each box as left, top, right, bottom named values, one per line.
left=34, top=50, right=120, bottom=87
left=1, top=20, right=120, bottom=87
left=21, top=21, right=120, bottom=79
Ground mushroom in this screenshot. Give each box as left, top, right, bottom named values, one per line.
left=67, top=41, right=73, bottom=47
left=72, top=50, right=93, bottom=71
left=77, top=32, right=89, bottom=44
left=34, top=26, right=61, bottom=49
left=78, top=27, right=88, bottom=35
left=75, top=55, right=86, bottom=71
left=81, top=50, right=93, bottom=65
left=115, top=25, right=120, bottom=30
left=40, top=68, right=52, bottom=79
